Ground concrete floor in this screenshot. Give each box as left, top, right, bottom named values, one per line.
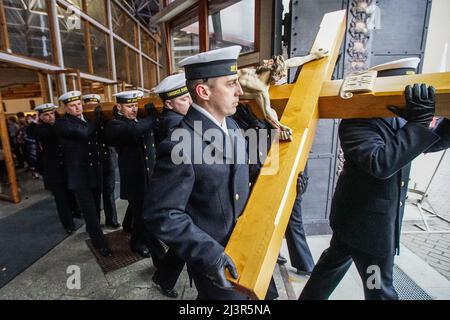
left=0, top=151, right=449, bottom=300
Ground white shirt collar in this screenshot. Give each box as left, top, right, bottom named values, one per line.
left=80, top=114, right=86, bottom=122
left=191, top=103, right=228, bottom=135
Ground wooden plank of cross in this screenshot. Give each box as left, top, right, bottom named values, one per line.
left=224, top=10, right=347, bottom=300
left=224, top=12, right=450, bottom=299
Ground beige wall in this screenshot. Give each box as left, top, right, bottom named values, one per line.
left=3, top=98, right=44, bottom=115
left=422, top=0, right=450, bottom=73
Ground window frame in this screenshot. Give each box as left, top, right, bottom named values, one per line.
left=166, top=0, right=260, bottom=73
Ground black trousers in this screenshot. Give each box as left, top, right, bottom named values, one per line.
left=51, top=185, right=75, bottom=230
left=153, top=249, right=185, bottom=290
left=285, top=195, right=315, bottom=273
left=68, top=191, right=81, bottom=217
left=122, top=204, right=133, bottom=233
left=299, top=234, right=398, bottom=300
left=102, top=155, right=118, bottom=225
left=73, top=188, right=107, bottom=249
left=128, top=197, right=166, bottom=263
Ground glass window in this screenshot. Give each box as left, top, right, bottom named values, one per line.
left=170, top=6, right=200, bottom=71
left=208, top=0, right=255, bottom=53
left=141, top=31, right=156, bottom=60
left=143, top=58, right=157, bottom=89
left=90, top=25, right=110, bottom=78
left=129, top=49, right=140, bottom=87
left=85, top=0, right=107, bottom=26
left=3, top=0, right=53, bottom=63
left=58, top=5, right=89, bottom=73
left=111, top=2, right=136, bottom=46
left=114, top=40, right=127, bottom=83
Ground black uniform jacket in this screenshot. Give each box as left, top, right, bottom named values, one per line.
left=97, top=118, right=113, bottom=165
left=158, top=108, right=184, bottom=143
left=331, top=117, right=450, bottom=257
left=55, top=114, right=101, bottom=190
left=26, top=122, right=66, bottom=190
left=105, top=114, right=157, bottom=200
left=142, top=107, right=250, bottom=273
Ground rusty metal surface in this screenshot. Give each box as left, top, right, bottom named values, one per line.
left=86, top=230, right=143, bottom=274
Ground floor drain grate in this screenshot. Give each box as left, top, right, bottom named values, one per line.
left=393, top=265, right=432, bottom=300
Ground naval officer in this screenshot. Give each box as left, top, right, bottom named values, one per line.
left=104, top=90, right=165, bottom=264
left=153, top=72, right=192, bottom=141
left=149, top=73, right=193, bottom=298
left=82, top=94, right=120, bottom=229
left=27, top=103, right=75, bottom=234
left=55, top=91, right=111, bottom=257
left=143, top=46, right=278, bottom=300
left=299, top=58, right=450, bottom=300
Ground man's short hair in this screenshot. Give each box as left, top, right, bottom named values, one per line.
left=186, top=78, right=216, bottom=103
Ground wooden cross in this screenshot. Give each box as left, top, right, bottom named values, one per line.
left=222, top=10, right=450, bottom=300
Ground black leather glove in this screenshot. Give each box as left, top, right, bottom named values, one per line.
left=297, top=171, right=309, bottom=195
left=145, top=103, right=157, bottom=116
left=205, top=252, right=238, bottom=290
left=387, top=83, right=435, bottom=128
left=234, top=105, right=262, bottom=130
left=94, top=105, right=102, bottom=124
left=113, top=105, right=119, bottom=118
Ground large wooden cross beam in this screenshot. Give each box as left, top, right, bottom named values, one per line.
left=224, top=10, right=347, bottom=300
left=269, top=72, right=450, bottom=119
left=223, top=10, right=450, bottom=300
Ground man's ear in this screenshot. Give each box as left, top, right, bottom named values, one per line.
left=164, top=100, right=174, bottom=110
left=195, top=83, right=210, bottom=101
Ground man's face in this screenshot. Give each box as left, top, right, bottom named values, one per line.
left=165, top=93, right=192, bottom=116
left=40, top=111, right=56, bottom=124
left=65, top=100, right=83, bottom=117
left=207, top=75, right=243, bottom=118
left=117, top=102, right=138, bottom=120
left=85, top=102, right=99, bottom=108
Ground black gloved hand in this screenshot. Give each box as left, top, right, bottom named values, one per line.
left=94, top=105, right=102, bottom=124
left=145, top=103, right=156, bottom=116
left=234, top=105, right=261, bottom=130
left=387, top=83, right=435, bottom=128
left=205, top=252, right=238, bottom=290
left=113, top=105, right=119, bottom=118
left=297, top=171, right=309, bottom=195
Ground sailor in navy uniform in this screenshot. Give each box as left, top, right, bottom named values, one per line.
left=143, top=46, right=279, bottom=300
left=82, top=94, right=120, bottom=229
left=26, top=103, right=76, bottom=234
left=149, top=73, right=193, bottom=298
left=55, top=91, right=112, bottom=257
left=299, top=58, right=450, bottom=300
left=153, top=72, right=192, bottom=142
left=104, top=90, right=166, bottom=266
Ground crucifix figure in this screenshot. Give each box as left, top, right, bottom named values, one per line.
left=238, top=48, right=329, bottom=141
